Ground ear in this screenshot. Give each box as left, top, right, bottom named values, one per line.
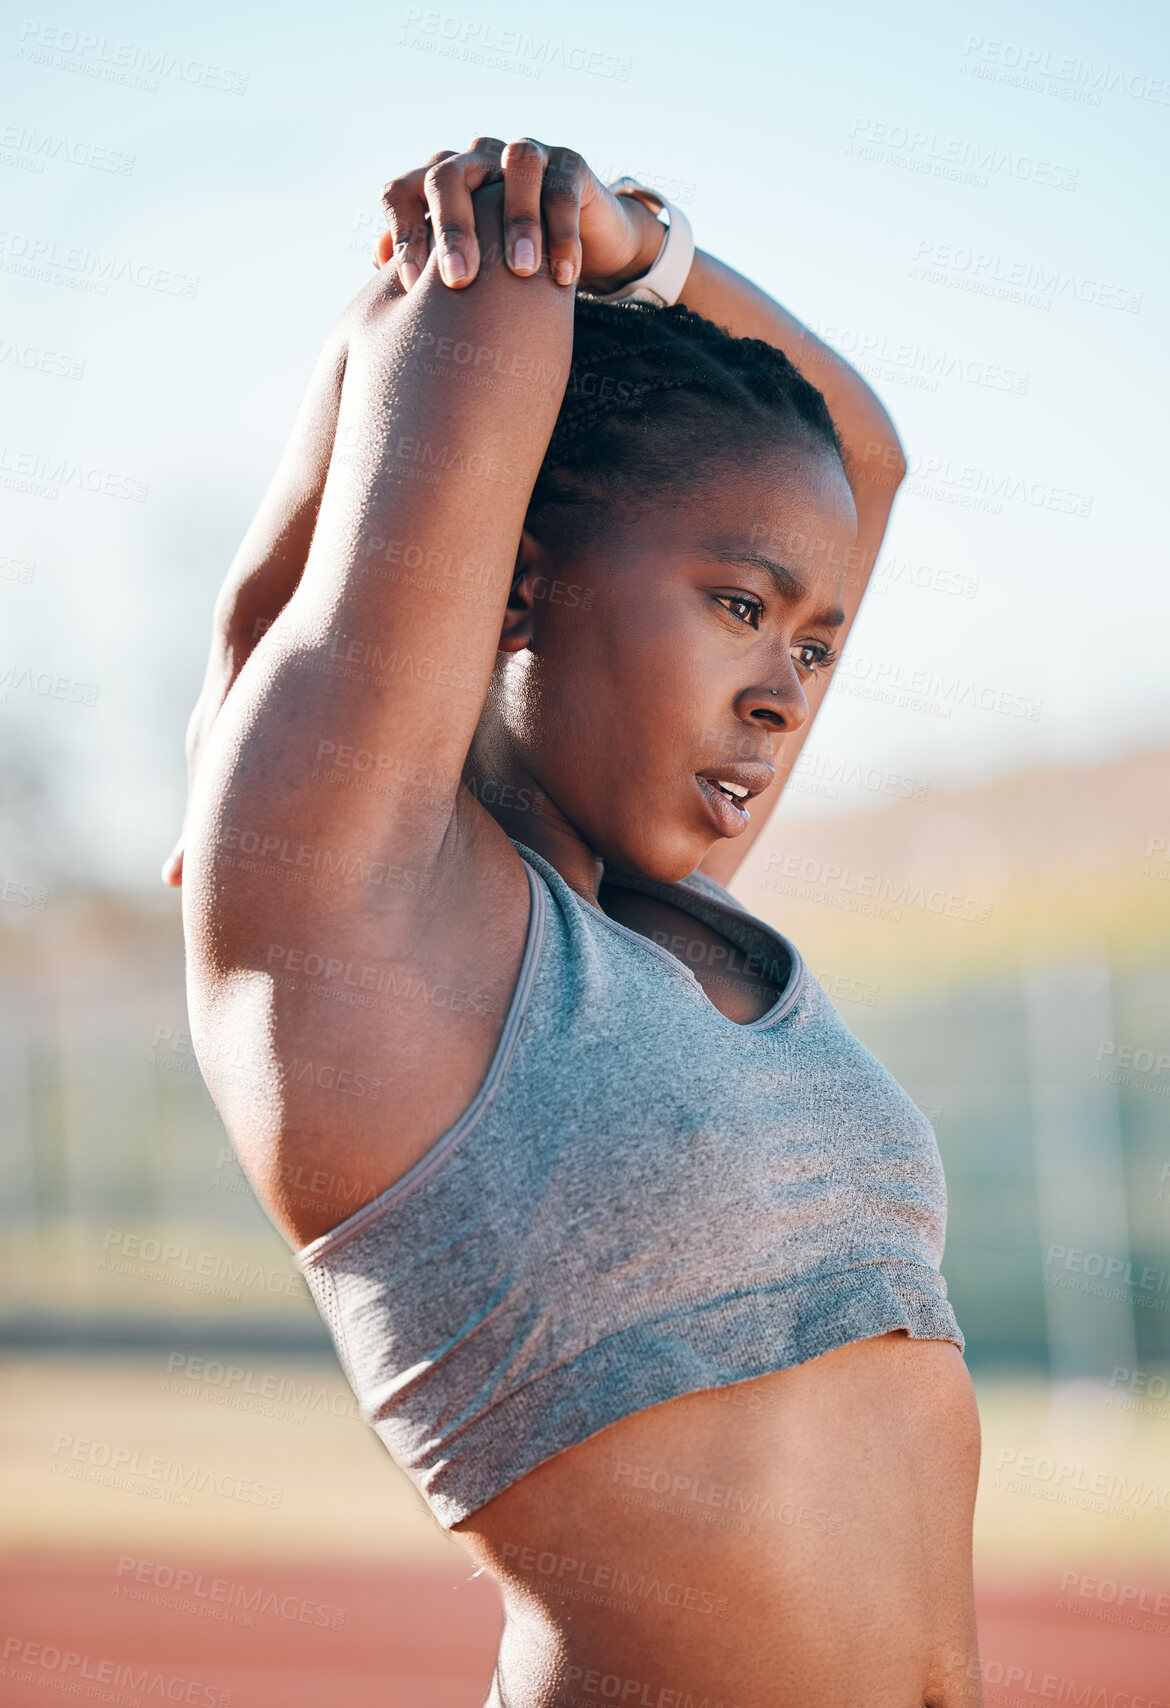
left=497, top=527, right=549, bottom=654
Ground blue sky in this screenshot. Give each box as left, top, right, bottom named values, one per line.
left=2, top=0, right=1167, bottom=885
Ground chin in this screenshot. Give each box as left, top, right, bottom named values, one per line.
left=600, top=819, right=709, bottom=885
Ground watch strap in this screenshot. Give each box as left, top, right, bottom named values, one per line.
left=581, top=177, right=695, bottom=309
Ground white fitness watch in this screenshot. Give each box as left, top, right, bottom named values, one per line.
left=581, top=176, right=695, bottom=308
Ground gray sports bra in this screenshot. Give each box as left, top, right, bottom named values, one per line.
left=297, top=838, right=963, bottom=1529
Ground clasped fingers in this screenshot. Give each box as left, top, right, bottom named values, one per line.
left=376, top=136, right=588, bottom=290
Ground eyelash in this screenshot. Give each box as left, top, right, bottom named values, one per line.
left=793, top=641, right=838, bottom=676
left=715, top=593, right=766, bottom=628
left=713, top=595, right=839, bottom=676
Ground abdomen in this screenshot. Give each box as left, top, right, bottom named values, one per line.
left=454, top=1332, right=982, bottom=1707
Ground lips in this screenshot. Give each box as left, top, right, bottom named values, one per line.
left=694, top=760, right=774, bottom=838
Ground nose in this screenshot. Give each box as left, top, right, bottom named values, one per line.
left=734, top=659, right=809, bottom=736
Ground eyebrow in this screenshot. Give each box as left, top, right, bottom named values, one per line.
left=696, top=544, right=846, bottom=629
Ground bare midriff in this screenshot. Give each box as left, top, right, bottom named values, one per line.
left=453, top=1332, right=982, bottom=1708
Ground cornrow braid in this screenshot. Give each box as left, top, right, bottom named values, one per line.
left=525, top=297, right=845, bottom=546
left=545, top=373, right=694, bottom=451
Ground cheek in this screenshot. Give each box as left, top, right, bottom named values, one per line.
left=538, top=601, right=626, bottom=701
left=534, top=589, right=713, bottom=745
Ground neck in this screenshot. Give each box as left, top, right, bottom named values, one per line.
left=464, top=728, right=605, bottom=909
left=488, top=799, right=607, bottom=908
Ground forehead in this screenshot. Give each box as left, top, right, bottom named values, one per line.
left=608, top=446, right=857, bottom=604
left=717, top=446, right=856, bottom=570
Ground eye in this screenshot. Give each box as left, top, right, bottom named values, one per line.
left=713, top=593, right=764, bottom=630
left=792, top=640, right=839, bottom=676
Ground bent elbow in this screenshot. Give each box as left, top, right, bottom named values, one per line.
left=854, top=433, right=907, bottom=497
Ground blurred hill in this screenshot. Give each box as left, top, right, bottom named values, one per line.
left=4, top=745, right=1166, bottom=984
left=744, top=744, right=1170, bottom=993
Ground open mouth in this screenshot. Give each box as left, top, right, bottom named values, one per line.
left=711, top=779, right=751, bottom=804
left=695, top=773, right=754, bottom=833
left=694, top=761, right=773, bottom=836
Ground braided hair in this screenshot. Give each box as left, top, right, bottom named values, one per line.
left=525, top=296, right=845, bottom=552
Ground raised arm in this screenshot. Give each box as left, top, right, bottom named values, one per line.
left=163, top=136, right=647, bottom=885
left=181, top=147, right=652, bottom=1239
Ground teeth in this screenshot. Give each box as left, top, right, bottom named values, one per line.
left=716, top=779, right=750, bottom=798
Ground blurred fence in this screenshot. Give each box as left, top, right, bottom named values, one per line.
left=858, top=955, right=1170, bottom=1372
